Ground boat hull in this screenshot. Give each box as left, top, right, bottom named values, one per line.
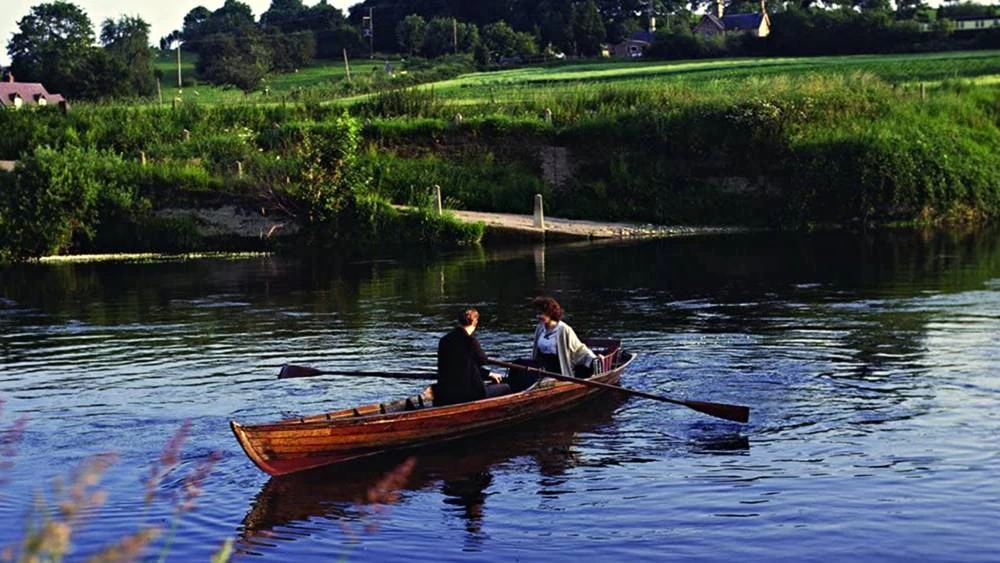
left=232, top=352, right=634, bottom=476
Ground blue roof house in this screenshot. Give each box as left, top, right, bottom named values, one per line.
left=694, top=0, right=772, bottom=38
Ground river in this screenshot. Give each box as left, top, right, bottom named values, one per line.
left=0, top=229, right=998, bottom=561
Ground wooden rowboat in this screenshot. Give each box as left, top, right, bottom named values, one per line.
left=231, top=339, right=634, bottom=476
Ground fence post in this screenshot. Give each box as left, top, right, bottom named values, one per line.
left=920, top=82, right=926, bottom=101
left=433, top=184, right=443, bottom=215
left=533, top=194, right=545, bottom=230
left=236, top=161, right=244, bottom=178
left=139, top=151, right=147, bottom=166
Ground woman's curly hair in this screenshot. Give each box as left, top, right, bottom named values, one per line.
left=533, top=297, right=563, bottom=322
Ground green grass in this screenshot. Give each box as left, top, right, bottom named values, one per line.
left=144, top=49, right=1000, bottom=107
left=150, top=50, right=393, bottom=104
left=395, top=50, right=1000, bottom=104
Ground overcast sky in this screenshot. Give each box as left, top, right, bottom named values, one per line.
left=1, top=0, right=357, bottom=62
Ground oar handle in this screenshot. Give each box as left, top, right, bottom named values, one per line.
left=486, top=358, right=750, bottom=424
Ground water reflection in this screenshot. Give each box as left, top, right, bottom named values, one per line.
left=2, top=227, right=999, bottom=562
left=237, top=394, right=752, bottom=555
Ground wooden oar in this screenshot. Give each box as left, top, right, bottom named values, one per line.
left=486, top=358, right=750, bottom=424
left=278, top=364, right=435, bottom=380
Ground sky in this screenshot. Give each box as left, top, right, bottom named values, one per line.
left=1, top=0, right=357, bottom=62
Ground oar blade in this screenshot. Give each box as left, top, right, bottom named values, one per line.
left=279, top=364, right=324, bottom=379
left=683, top=400, right=750, bottom=423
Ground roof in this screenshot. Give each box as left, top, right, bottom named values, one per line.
left=630, top=30, right=655, bottom=43
left=952, top=15, right=1000, bottom=21
left=0, top=82, right=65, bottom=107
left=720, top=13, right=764, bottom=30
left=698, top=13, right=725, bottom=30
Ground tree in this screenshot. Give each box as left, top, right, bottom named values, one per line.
left=482, top=21, right=537, bottom=61
left=422, top=17, right=479, bottom=57
left=101, top=15, right=155, bottom=96
left=894, top=0, right=926, bottom=20
left=266, top=29, right=316, bottom=70
left=570, top=0, right=607, bottom=57
left=196, top=32, right=271, bottom=91
left=261, top=0, right=307, bottom=31
left=396, top=14, right=428, bottom=55
left=7, top=1, right=95, bottom=95
left=181, top=6, right=212, bottom=43
left=305, top=1, right=362, bottom=58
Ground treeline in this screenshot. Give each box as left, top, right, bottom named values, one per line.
left=161, top=0, right=365, bottom=91
left=346, top=0, right=1000, bottom=56
left=7, top=1, right=155, bottom=100
left=649, top=6, right=1000, bottom=60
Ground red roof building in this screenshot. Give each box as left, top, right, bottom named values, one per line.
left=0, top=72, right=67, bottom=109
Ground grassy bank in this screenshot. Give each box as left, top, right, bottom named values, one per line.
left=354, top=67, right=1000, bottom=228
left=2, top=51, right=999, bottom=260
left=0, top=106, right=483, bottom=261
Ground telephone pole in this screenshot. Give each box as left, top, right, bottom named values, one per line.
left=365, top=8, right=374, bottom=59
left=176, top=41, right=182, bottom=89
left=453, top=17, right=458, bottom=54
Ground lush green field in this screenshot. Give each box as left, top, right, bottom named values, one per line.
left=150, top=50, right=389, bottom=104
left=144, top=49, right=1000, bottom=106
left=371, top=49, right=1000, bottom=105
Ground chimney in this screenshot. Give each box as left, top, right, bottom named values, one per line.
left=716, top=0, right=725, bottom=19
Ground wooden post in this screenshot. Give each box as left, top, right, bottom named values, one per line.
left=920, top=82, right=926, bottom=101
left=156, top=77, right=162, bottom=105
left=139, top=151, right=147, bottom=166
left=433, top=184, right=443, bottom=215
left=236, top=161, right=244, bottom=178
left=343, top=49, right=352, bottom=83
left=533, top=194, right=545, bottom=230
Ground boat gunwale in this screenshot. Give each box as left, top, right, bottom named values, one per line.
left=235, top=352, right=635, bottom=432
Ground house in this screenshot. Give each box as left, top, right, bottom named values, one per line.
left=694, top=0, right=771, bottom=38
left=951, top=15, right=1000, bottom=32
left=0, top=71, right=67, bottom=110
left=611, top=29, right=655, bottom=58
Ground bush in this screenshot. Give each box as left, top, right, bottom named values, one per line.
left=0, top=147, right=132, bottom=259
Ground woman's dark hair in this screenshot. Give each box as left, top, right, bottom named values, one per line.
left=533, top=297, right=563, bottom=322
left=457, top=308, right=480, bottom=327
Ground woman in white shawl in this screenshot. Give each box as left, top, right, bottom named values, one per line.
left=531, top=296, right=603, bottom=379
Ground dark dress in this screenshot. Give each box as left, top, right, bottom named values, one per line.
left=436, top=327, right=489, bottom=406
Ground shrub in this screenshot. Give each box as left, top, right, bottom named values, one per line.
left=0, top=147, right=132, bottom=259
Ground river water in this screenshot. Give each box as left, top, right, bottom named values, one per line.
left=0, top=230, right=998, bottom=562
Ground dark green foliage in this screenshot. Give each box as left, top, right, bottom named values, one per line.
left=0, top=147, right=129, bottom=258
left=0, top=104, right=482, bottom=260
left=101, top=16, right=156, bottom=97
left=7, top=1, right=131, bottom=100
left=569, top=0, right=607, bottom=57
left=7, top=1, right=95, bottom=95
left=364, top=149, right=547, bottom=213
left=482, top=21, right=538, bottom=62
left=266, top=30, right=317, bottom=72
left=196, top=31, right=272, bottom=92
left=396, top=14, right=428, bottom=55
